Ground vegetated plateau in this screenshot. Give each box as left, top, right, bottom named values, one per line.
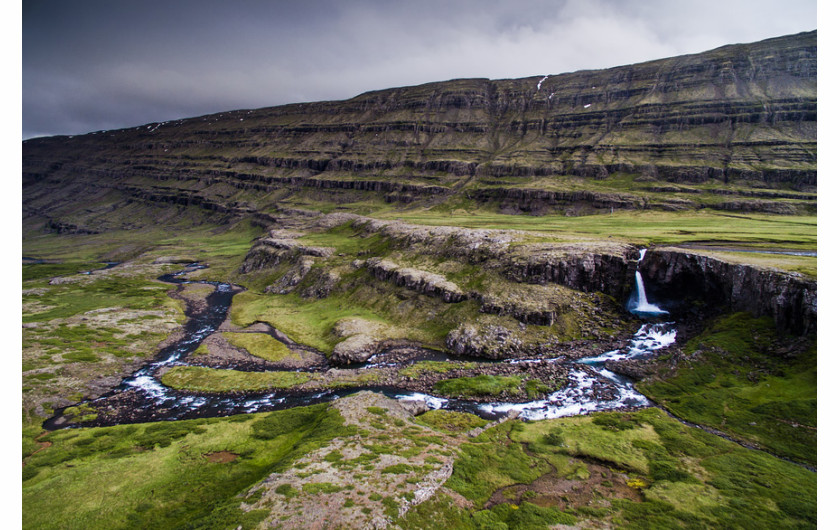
left=23, top=31, right=816, bottom=529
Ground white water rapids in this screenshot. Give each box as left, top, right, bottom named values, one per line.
left=396, top=322, right=677, bottom=420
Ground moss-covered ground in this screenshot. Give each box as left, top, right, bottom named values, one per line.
left=161, top=366, right=313, bottom=392
left=21, top=218, right=265, bottom=445
left=435, top=408, right=815, bottom=529
left=226, top=219, right=620, bottom=356
left=24, top=397, right=815, bottom=529
left=637, top=312, right=817, bottom=466
left=22, top=404, right=354, bottom=529
left=221, top=332, right=298, bottom=362
left=22, top=264, right=186, bottom=426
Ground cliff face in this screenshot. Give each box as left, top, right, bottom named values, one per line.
left=503, top=246, right=636, bottom=300
left=23, top=31, right=816, bottom=228
left=641, top=250, right=816, bottom=335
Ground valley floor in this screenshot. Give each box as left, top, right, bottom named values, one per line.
left=21, top=209, right=817, bottom=529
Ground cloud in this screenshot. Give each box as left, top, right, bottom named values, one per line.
left=22, top=0, right=816, bottom=139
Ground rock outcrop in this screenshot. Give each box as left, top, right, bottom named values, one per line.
left=445, top=323, right=524, bottom=359
left=329, top=318, right=387, bottom=365
left=347, top=214, right=638, bottom=299
left=474, top=188, right=647, bottom=215
left=365, top=258, right=466, bottom=303
left=299, top=268, right=341, bottom=299
left=239, top=236, right=334, bottom=273
left=264, top=257, right=314, bottom=294
left=504, top=244, right=637, bottom=299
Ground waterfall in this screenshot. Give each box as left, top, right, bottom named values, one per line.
left=628, top=249, right=668, bottom=316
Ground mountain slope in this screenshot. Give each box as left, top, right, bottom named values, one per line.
left=23, top=31, right=816, bottom=232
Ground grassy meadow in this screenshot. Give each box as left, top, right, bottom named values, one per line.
left=22, top=404, right=353, bottom=529
left=380, top=209, right=817, bottom=251
left=437, top=408, right=815, bottom=529
left=638, top=313, right=817, bottom=466
left=22, top=401, right=816, bottom=530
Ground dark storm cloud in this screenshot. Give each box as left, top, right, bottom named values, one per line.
left=23, top=0, right=816, bottom=139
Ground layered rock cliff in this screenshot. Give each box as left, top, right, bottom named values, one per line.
left=23, top=31, right=816, bottom=229
left=641, top=249, right=816, bottom=334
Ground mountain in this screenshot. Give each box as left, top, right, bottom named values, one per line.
left=23, top=31, right=816, bottom=234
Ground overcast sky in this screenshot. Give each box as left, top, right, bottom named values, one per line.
left=22, top=0, right=817, bottom=139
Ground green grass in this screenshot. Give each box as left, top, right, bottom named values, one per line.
left=322, top=371, right=383, bottom=389
left=23, top=218, right=263, bottom=284
left=20, top=182, right=819, bottom=527
left=25, top=323, right=151, bottom=361
left=22, top=262, right=105, bottom=282
left=473, top=502, right=577, bottom=529
left=294, top=221, right=393, bottom=256
left=22, top=404, right=354, bottom=529
left=396, top=492, right=477, bottom=529
left=158, top=220, right=266, bottom=281
left=446, top=421, right=551, bottom=504
left=230, top=279, right=486, bottom=353
left=22, top=262, right=187, bottom=426
left=428, top=409, right=815, bottom=528
left=433, top=374, right=525, bottom=398
left=506, top=408, right=816, bottom=528
left=515, top=414, right=656, bottom=474
left=22, top=276, right=179, bottom=323
left=230, top=291, right=389, bottom=353
left=377, top=210, right=816, bottom=250
left=222, top=332, right=298, bottom=362
left=661, top=247, right=817, bottom=279
left=414, top=410, right=489, bottom=434
left=160, top=366, right=312, bottom=393
left=638, top=312, right=817, bottom=466
left=62, top=403, right=98, bottom=423
left=398, top=361, right=477, bottom=379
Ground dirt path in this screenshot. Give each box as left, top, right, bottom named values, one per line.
left=24, top=432, right=53, bottom=464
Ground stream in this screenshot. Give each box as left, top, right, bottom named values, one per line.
left=45, top=259, right=680, bottom=428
